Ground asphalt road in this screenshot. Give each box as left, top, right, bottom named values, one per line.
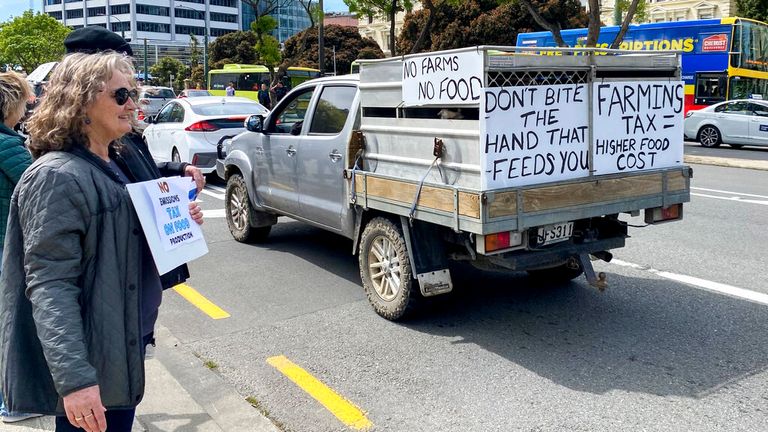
left=157, top=159, right=768, bottom=432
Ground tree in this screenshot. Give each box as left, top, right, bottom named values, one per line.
left=208, top=31, right=259, bottom=69
left=0, top=11, right=70, bottom=73
left=614, top=0, right=647, bottom=24
left=397, top=0, right=587, bottom=54
left=344, top=0, right=415, bottom=55
left=736, top=0, right=768, bottom=23
left=150, top=57, right=188, bottom=93
left=283, top=24, right=384, bottom=75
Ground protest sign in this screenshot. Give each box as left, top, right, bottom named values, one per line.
left=402, top=51, right=483, bottom=106
left=126, top=176, right=208, bottom=275
left=592, top=81, right=684, bottom=175
left=480, top=83, right=590, bottom=189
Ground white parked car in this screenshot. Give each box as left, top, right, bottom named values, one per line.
left=684, top=99, right=768, bottom=149
left=142, top=96, right=268, bottom=174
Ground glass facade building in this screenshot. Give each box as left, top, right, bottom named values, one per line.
left=241, top=0, right=311, bottom=43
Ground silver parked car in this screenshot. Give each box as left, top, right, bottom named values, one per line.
left=137, top=86, right=176, bottom=120
left=684, top=99, right=768, bottom=149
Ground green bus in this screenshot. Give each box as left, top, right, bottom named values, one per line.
left=208, top=64, right=321, bottom=100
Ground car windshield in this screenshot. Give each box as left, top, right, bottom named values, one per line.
left=186, top=90, right=210, bottom=97
left=191, top=102, right=264, bottom=116
left=143, top=88, right=175, bottom=98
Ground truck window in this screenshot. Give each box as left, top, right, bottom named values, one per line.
left=309, top=86, right=356, bottom=134
left=270, top=88, right=315, bottom=134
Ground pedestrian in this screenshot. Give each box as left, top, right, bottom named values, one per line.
left=0, top=51, right=204, bottom=432
left=258, top=82, right=271, bottom=109
left=225, top=81, right=235, bottom=96
left=63, top=25, right=205, bottom=289
left=0, top=71, right=44, bottom=424
left=271, top=80, right=287, bottom=103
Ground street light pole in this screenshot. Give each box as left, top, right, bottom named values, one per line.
left=176, top=3, right=209, bottom=89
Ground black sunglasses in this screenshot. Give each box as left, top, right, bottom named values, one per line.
left=112, top=88, right=139, bottom=106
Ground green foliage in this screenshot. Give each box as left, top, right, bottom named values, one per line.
left=282, top=24, right=385, bottom=75
left=398, top=0, right=587, bottom=53
left=250, top=16, right=281, bottom=67
left=208, top=31, right=259, bottom=69
left=344, top=0, right=415, bottom=18
left=0, top=11, right=70, bottom=73
left=150, top=57, right=188, bottom=92
left=615, top=0, right=647, bottom=24
left=189, top=34, right=201, bottom=68
left=735, top=0, right=768, bottom=22
left=251, top=15, right=278, bottom=35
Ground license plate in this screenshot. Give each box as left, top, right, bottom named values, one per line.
left=536, top=222, right=574, bottom=246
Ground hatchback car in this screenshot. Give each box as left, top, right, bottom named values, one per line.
left=684, top=99, right=768, bottom=149
left=142, top=96, right=268, bottom=174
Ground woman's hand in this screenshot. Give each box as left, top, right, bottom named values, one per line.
left=189, top=201, right=204, bottom=225
left=63, top=385, right=107, bottom=432
left=184, top=165, right=205, bottom=193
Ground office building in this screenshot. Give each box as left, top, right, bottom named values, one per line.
left=241, top=1, right=311, bottom=43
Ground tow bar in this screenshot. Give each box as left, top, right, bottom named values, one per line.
left=577, top=253, right=608, bottom=291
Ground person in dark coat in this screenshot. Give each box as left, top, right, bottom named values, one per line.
left=0, top=71, right=44, bottom=424
left=257, top=82, right=271, bottom=109
left=0, top=52, right=203, bottom=432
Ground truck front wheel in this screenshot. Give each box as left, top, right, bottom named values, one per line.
left=225, top=174, right=271, bottom=243
left=359, top=217, right=415, bottom=320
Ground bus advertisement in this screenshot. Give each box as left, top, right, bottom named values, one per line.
left=516, top=17, right=768, bottom=113
left=208, top=64, right=321, bottom=100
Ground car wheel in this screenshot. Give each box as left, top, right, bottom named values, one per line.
left=225, top=173, right=271, bottom=243
left=698, top=125, right=721, bottom=148
left=359, top=217, right=416, bottom=321
left=172, top=148, right=181, bottom=163
left=729, top=144, right=744, bottom=149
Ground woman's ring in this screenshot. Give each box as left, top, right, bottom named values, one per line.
left=75, top=417, right=83, bottom=421
left=85, top=413, right=94, bottom=418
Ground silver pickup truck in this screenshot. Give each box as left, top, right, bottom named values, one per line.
left=217, top=47, right=691, bottom=320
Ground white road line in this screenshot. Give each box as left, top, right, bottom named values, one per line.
left=691, top=192, right=768, bottom=206
left=201, top=189, right=225, bottom=200
left=691, top=187, right=768, bottom=199
left=206, top=184, right=227, bottom=193
left=611, top=259, right=768, bottom=306
left=203, top=209, right=226, bottom=218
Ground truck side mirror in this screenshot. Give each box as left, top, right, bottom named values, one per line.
left=246, top=114, right=264, bottom=133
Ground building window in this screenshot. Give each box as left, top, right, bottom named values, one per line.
left=177, top=0, right=204, bottom=4
left=210, top=0, right=237, bottom=7
left=94, top=23, right=106, bottom=28
left=46, top=0, right=62, bottom=5
left=137, top=21, right=170, bottom=33
left=70, top=24, right=83, bottom=29
left=210, top=27, right=235, bottom=37
left=137, top=4, right=169, bottom=16
left=64, top=0, right=80, bottom=3
left=113, top=21, right=130, bottom=32
left=111, top=4, right=130, bottom=15
left=175, top=8, right=203, bottom=19
left=210, top=12, right=237, bottom=23
left=47, top=11, right=62, bottom=19
left=176, top=25, right=205, bottom=36
left=66, top=9, right=84, bottom=19
left=87, top=6, right=105, bottom=17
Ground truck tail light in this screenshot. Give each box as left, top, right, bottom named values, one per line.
left=484, top=231, right=522, bottom=253
left=137, top=110, right=145, bottom=121
left=185, top=121, right=220, bottom=132
left=191, top=154, right=198, bottom=165
left=644, top=204, right=683, bottom=224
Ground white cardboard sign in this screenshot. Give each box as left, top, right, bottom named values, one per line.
left=402, top=51, right=483, bottom=106
left=126, top=176, right=208, bottom=275
left=480, top=83, right=590, bottom=189
left=592, top=81, right=684, bottom=175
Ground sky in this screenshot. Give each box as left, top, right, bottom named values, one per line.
left=3, top=0, right=349, bottom=21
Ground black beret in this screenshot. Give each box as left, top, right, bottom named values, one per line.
left=64, top=26, right=133, bottom=56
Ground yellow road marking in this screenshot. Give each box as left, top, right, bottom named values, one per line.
left=172, top=284, right=230, bottom=319
left=267, top=355, right=373, bottom=430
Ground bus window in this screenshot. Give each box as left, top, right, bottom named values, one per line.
left=239, top=72, right=268, bottom=92
left=695, top=74, right=727, bottom=104
left=210, top=73, right=238, bottom=91
left=729, top=76, right=768, bottom=99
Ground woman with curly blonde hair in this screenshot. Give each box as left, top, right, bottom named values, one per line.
left=0, top=51, right=202, bottom=432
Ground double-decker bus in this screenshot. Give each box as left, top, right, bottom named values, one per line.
left=208, top=64, right=321, bottom=100
left=516, top=17, right=768, bottom=113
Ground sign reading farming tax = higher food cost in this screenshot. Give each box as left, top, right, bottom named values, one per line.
left=480, top=83, right=590, bottom=189
left=402, top=51, right=483, bottom=106
left=592, top=81, right=684, bottom=175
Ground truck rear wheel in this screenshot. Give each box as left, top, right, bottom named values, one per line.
left=226, top=173, right=271, bottom=243
left=359, top=217, right=415, bottom=320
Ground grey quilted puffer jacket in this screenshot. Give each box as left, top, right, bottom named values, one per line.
left=0, top=145, right=145, bottom=415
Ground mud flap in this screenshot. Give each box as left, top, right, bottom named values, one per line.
left=400, top=217, right=453, bottom=297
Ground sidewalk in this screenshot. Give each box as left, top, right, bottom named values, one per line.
left=2, top=326, right=280, bottom=432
